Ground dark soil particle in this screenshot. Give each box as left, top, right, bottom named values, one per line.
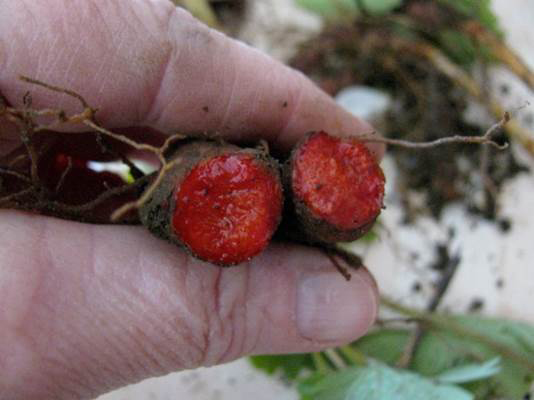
left=499, top=84, right=510, bottom=95
left=412, top=281, right=422, bottom=293
left=468, top=298, right=485, bottom=312
left=210, top=0, right=247, bottom=36
left=430, top=245, right=450, bottom=271
left=498, top=218, right=512, bottom=233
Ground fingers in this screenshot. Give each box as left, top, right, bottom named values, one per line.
left=0, top=210, right=377, bottom=399
left=0, top=0, right=383, bottom=157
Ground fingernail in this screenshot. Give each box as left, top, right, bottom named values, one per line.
left=296, top=272, right=377, bottom=342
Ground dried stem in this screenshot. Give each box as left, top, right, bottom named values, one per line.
left=376, top=317, right=421, bottom=326
left=325, top=251, right=352, bottom=281
left=323, top=348, right=347, bottom=370
left=160, top=133, right=188, bottom=155
left=390, top=39, right=534, bottom=155
left=0, top=167, right=31, bottom=183
left=382, top=297, right=534, bottom=371
left=360, top=112, right=511, bottom=150
left=396, top=249, right=461, bottom=368
left=0, top=187, right=33, bottom=206
left=6, top=76, right=198, bottom=223
left=464, top=22, right=534, bottom=92
left=110, top=157, right=182, bottom=222
left=49, top=174, right=152, bottom=218
left=17, top=119, right=41, bottom=189
left=395, top=329, right=424, bottom=368
left=323, top=246, right=364, bottom=281
left=83, top=120, right=162, bottom=156
left=54, top=156, right=72, bottom=193
left=427, top=255, right=461, bottom=312
left=19, top=76, right=90, bottom=109
left=479, top=145, right=499, bottom=212
left=7, top=154, right=29, bottom=168
left=1, top=173, right=152, bottom=224
left=15, top=77, right=152, bottom=181
left=1, top=77, right=175, bottom=222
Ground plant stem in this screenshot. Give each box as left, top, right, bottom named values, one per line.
left=338, top=345, right=368, bottom=366
left=179, top=0, right=220, bottom=29
left=390, top=39, right=534, bottom=156
left=311, top=352, right=332, bottom=374
left=323, top=349, right=347, bottom=370
left=463, top=21, right=534, bottom=92
left=381, top=297, right=534, bottom=371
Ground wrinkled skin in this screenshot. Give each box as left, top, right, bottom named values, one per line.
left=0, top=1, right=383, bottom=399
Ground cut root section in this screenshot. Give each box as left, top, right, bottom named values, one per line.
left=287, top=131, right=385, bottom=244
left=139, top=142, right=283, bottom=266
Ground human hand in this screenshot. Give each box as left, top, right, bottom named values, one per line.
left=0, top=1, right=382, bottom=399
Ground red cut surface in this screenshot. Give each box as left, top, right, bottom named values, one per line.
left=292, top=132, right=384, bottom=231
left=173, top=153, right=282, bottom=265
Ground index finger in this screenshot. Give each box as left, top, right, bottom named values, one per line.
left=0, top=0, right=383, bottom=157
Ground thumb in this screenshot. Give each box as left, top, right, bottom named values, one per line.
left=0, top=211, right=378, bottom=399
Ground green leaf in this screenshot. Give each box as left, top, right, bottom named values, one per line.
left=447, top=316, right=534, bottom=398
left=437, top=30, right=495, bottom=66
left=295, top=0, right=358, bottom=19
left=249, top=354, right=314, bottom=381
left=438, top=30, right=478, bottom=66
left=353, top=329, right=407, bottom=365
left=353, top=316, right=534, bottom=399
left=178, top=0, right=219, bottom=28
left=436, top=0, right=501, bottom=36
left=358, top=229, right=379, bottom=243
left=299, top=363, right=473, bottom=400
left=298, top=369, right=362, bottom=400
left=358, top=0, right=402, bottom=16
left=347, top=363, right=473, bottom=400
left=436, top=357, right=501, bottom=384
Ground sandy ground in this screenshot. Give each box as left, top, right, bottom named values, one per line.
left=99, top=1, right=534, bottom=399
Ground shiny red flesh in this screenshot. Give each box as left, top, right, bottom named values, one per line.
left=292, top=132, right=385, bottom=230
left=173, top=153, right=282, bottom=265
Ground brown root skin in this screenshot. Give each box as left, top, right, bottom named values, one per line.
left=281, top=172, right=377, bottom=244
left=283, top=132, right=384, bottom=244
left=288, top=197, right=377, bottom=243
left=139, top=141, right=223, bottom=244
left=139, top=140, right=283, bottom=267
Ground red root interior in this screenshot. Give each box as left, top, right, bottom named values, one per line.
left=292, top=132, right=385, bottom=230
left=173, top=153, right=282, bottom=265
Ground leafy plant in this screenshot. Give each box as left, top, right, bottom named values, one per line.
left=436, top=0, right=501, bottom=35
left=296, top=0, right=401, bottom=18
left=299, top=363, right=474, bottom=400
left=250, top=312, right=534, bottom=399
left=250, top=353, right=314, bottom=380
left=354, top=315, right=534, bottom=398
left=296, top=0, right=501, bottom=67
